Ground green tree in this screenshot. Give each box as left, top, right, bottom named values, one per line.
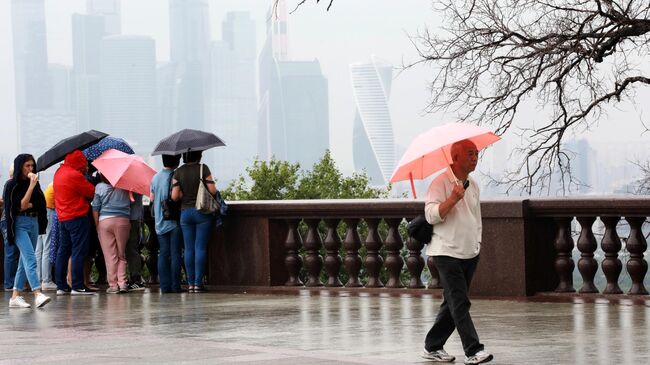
left=221, top=158, right=300, bottom=200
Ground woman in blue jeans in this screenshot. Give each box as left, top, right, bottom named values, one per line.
left=3, top=154, right=51, bottom=308
left=171, top=151, right=216, bottom=292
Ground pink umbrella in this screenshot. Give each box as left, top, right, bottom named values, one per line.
left=91, top=149, right=156, bottom=198
left=390, top=123, right=501, bottom=198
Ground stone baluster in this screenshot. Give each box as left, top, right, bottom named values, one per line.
left=576, top=216, right=598, bottom=293
left=600, top=216, right=623, bottom=294
left=426, top=257, right=441, bottom=289
left=405, top=221, right=425, bottom=288
left=323, top=219, right=343, bottom=287
left=284, top=219, right=304, bottom=286
left=145, top=222, right=159, bottom=284
left=363, top=218, right=384, bottom=288
left=624, top=217, right=648, bottom=295
left=343, top=218, right=362, bottom=287
left=554, top=217, right=575, bottom=292
left=303, top=219, right=324, bottom=287
left=384, top=218, right=404, bottom=288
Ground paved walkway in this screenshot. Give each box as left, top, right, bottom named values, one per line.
left=1, top=290, right=649, bottom=364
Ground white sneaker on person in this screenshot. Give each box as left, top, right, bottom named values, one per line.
left=9, top=296, right=31, bottom=308
left=422, top=348, right=455, bottom=362
left=41, top=281, right=58, bottom=291
left=35, top=293, right=51, bottom=308
left=464, top=350, right=493, bottom=364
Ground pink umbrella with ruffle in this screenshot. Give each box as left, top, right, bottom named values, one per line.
left=390, top=123, right=501, bottom=198
left=91, top=149, right=156, bottom=199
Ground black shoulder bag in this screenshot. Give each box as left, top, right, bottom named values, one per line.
left=162, top=172, right=180, bottom=221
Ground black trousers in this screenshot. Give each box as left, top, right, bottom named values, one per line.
left=424, top=255, right=483, bottom=356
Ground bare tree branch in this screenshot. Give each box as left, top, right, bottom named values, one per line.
left=407, top=0, right=650, bottom=194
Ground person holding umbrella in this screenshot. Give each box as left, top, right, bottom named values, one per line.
left=171, top=151, right=217, bottom=293
left=3, top=154, right=51, bottom=308
left=53, top=150, right=96, bottom=295
left=421, top=140, right=493, bottom=364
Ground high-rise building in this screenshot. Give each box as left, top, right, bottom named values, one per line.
left=258, top=0, right=329, bottom=168
left=169, top=0, right=211, bottom=131
left=48, top=64, right=74, bottom=112
left=350, top=57, right=395, bottom=185
left=72, top=14, right=105, bottom=132
left=100, top=35, right=157, bottom=154
left=87, top=0, right=121, bottom=35
left=11, top=0, right=50, bottom=111
left=211, top=12, right=257, bottom=185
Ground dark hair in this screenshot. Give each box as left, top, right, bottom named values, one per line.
left=162, top=154, right=181, bottom=168
left=97, top=172, right=110, bottom=184
left=182, top=151, right=202, bottom=163
left=13, top=154, right=36, bottom=180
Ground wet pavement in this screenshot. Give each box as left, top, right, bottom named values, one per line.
left=1, top=290, right=649, bottom=364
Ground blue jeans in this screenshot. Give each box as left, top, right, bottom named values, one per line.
left=180, top=208, right=213, bottom=286
left=157, top=226, right=183, bottom=292
left=35, top=208, right=55, bottom=283
left=56, top=216, right=90, bottom=290
left=3, top=237, right=19, bottom=290
left=13, top=216, right=41, bottom=292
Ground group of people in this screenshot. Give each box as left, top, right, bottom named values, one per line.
left=1, top=148, right=219, bottom=309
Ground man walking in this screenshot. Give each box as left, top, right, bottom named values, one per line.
left=422, top=140, right=493, bottom=364
left=53, top=150, right=96, bottom=295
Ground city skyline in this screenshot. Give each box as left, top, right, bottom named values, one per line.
left=1, top=0, right=649, bottom=195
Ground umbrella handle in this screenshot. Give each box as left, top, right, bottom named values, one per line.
left=129, top=191, right=135, bottom=202
left=409, top=172, right=417, bottom=199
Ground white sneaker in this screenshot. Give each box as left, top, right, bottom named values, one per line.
left=41, top=281, right=58, bottom=291
left=35, top=293, right=51, bottom=308
left=464, top=350, right=493, bottom=364
left=9, top=296, right=31, bottom=308
left=422, top=348, right=455, bottom=362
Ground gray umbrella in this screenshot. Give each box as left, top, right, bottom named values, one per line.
left=151, top=129, right=226, bottom=156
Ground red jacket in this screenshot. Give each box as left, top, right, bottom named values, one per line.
left=53, top=150, right=95, bottom=222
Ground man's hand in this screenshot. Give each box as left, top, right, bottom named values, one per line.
left=450, top=183, right=465, bottom=203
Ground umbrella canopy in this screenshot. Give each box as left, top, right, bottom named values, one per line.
left=151, top=129, right=225, bottom=156
left=91, top=149, right=156, bottom=196
left=83, top=136, right=134, bottom=162
left=37, top=130, right=108, bottom=171
left=390, top=123, right=501, bottom=197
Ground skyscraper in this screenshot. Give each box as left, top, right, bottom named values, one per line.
left=11, top=0, right=50, bottom=111
left=169, top=0, right=211, bottom=131
left=100, top=35, right=157, bottom=154
left=86, top=0, right=121, bottom=35
left=72, top=13, right=105, bottom=132
left=258, top=0, right=329, bottom=168
left=350, top=57, right=395, bottom=185
left=211, top=12, right=257, bottom=185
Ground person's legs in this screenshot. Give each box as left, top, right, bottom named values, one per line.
left=180, top=209, right=196, bottom=288
left=113, top=218, right=131, bottom=289
left=67, top=217, right=90, bottom=290
left=41, top=208, right=54, bottom=284
left=3, top=239, right=19, bottom=290
left=35, top=233, right=44, bottom=282
left=193, top=212, right=213, bottom=288
left=424, top=296, right=456, bottom=352
left=158, top=231, right=172, bottom=292
left=125, top=220, right=143, bottom=283
left=12, top=217, right=41, bottom=292
left=55, top=221, right=73, bottom=290
left=97, top=218, right=119, bottom=289
left=170, top=226, right=183, bottom=292
left=434, top=255, right=483, bottom=357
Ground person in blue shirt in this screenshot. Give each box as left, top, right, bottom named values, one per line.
left=150, top=154, right=183, bottom=293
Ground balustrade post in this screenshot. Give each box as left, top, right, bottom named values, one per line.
left=303, top=219, right=324, bottom=287
left=323, top=219, right=343, bottom=287
left=384, top=218, right=404, bottom=288
left=405, top=219, right=425, bottom=288
left=625, top=217, right=648, bottom=295
left=426, top=257, right=441, bottom=289
left=554, top=217, right=575, bottom=292
left=343, top=218, right=362, bottom=287
left=284, top=219, right=304, bottom=286
left=600, top=216, right=623, bottom=294
left=576, top=217, right=598, bottom=293
left=363, top=218, right=384, bottom=288
left=145, top=223, right=159, bottom=284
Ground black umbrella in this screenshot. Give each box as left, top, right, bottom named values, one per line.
left=37, top=130, right=109, bottom=171
left=151, top=129, right=226, bottom=156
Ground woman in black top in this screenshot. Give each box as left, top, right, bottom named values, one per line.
left=171, top=151, right=217, bottom=292
left=3, top=154, right=51, bottom=308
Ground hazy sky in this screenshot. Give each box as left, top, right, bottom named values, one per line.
left=1, top=0, right=649, bottom=193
